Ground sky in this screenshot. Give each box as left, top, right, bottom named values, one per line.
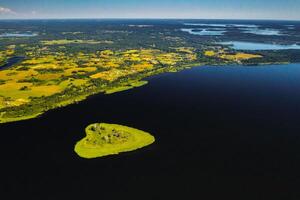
left=0, top=0, right=299, bottom=20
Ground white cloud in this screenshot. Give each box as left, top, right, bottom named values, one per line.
left=0, top=6, right=16, bottom=15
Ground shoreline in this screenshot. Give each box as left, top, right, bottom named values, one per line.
left=0, top=61, right=298, bottom=124
left=0, top=62, right=202, bottom=124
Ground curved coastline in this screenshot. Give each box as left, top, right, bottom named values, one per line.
left=0, top=62, right=202, bottom=124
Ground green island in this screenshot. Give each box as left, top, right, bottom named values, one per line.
left=74, top=123, right=155, bottom=158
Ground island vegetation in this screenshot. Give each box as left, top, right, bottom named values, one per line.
left=74, top=123, right=155, bottom=158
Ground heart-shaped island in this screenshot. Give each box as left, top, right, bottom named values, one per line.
left=74, top=123, right=155, bottom=158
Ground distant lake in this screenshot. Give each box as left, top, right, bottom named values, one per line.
left=241, top=28, right=283, bottom=36
left=2, top=63, right=300, bottom=199
left=219, top=41, right=300, bottom=50
left=183, top=23, right=284, bottom=36
left=0, top=33, right=37, bottom=37
left=183, top=23, right=259, bottom=28
left=181, top=28, right=226, bottom=36
left=285, top=25, right=295, bottom=30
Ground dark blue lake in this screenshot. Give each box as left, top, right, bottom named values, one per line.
left=1, top=63, right=300, bottom=199
left=0, top=56, right=24, bottom=70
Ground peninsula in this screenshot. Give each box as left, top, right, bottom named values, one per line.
left=1, top=20, right=299, bottom=123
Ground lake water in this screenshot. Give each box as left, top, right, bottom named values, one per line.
left=184, top=23, right=259, bottom=28
left=182, top=24, right=287, bottom=37
left=219, top=41, right=300, bottom=50
left=285, top=25, right=295, bottom=30
left=241, top=28, right=283, bottom=36
left=0, top=56, right=24, bottom=70
left=1, top=63, right=300, bottom=199
left=181, top=28, right=226, bottom=36
left=0, top=33, right=37, bottom=37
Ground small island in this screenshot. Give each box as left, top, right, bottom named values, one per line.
left=74, top=123, right=155, bottom=158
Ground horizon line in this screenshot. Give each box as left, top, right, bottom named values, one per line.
left=0, top=17, right=299, bottom=22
